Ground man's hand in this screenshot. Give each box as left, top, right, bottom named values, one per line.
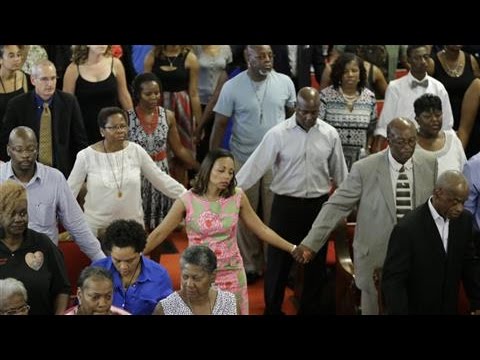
left=292, top=244, right=316, bottom=264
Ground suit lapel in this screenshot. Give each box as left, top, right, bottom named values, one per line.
left=377, top=151, right=396, bottom=221
left=411, top=154, right=431, bottom=208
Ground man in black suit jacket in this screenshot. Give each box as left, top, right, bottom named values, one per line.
left=382, top=170, right=480, bottom=315
left=0, top=59, right=87, bottom=178
left=271, top=45, right=326, bottom=91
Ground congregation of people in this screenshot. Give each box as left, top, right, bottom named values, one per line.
left=2, top=44, right=480, bottom=315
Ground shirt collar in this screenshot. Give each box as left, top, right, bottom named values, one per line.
left=6, top=161, right=43, bottom=185
left=34, top=92, right=53, bottom=108
left=388, top=150, right=413, bottom=172
left=287, top=114, right=320, bottom=131
left=407, top=71, right=429, bottom=84
left=428, top=196, right=447, bottom=222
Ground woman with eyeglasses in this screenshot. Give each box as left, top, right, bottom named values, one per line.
left=0, top=181, right=71, bottom=315
left=0, top=278, right=30, bottom=315
left=67, top=107, right=187, bottom=240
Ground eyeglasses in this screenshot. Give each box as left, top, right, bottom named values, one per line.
left=389, top=138, right=417, bottom=147
left=103, top=124, right=128, bottom=131
left=0, top=304, right=30, bottom=315
left=9, top=146, right=37, bottom=154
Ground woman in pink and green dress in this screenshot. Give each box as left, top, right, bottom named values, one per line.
left=144, top=149, right=297, bottom=315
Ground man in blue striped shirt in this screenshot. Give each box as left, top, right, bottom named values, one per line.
left=0, top=126, right=105, bottom=261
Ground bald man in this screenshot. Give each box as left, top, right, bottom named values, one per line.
left=237, top=87, right=347, bottom=314
left=382, top=171, right=480, bottom=314
left=0, top=126, right=104, bottom=261
left=296, top=118, right=437, bottom=314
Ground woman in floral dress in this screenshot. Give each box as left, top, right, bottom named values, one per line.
left=144, top=149, right=297, bottom=314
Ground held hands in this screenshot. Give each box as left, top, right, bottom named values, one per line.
left=291, top=244, right=315, bottom=264
left=193, top=128, right=205, bottom=145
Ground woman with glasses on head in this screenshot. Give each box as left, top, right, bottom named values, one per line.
left=0, top=278, right=30, bottom=315
left=0, top=181, right=71, bottom=315
left=67, top=107, right=187, bottom=240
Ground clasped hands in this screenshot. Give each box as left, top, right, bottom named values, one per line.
left=292, top=244, right=315, bottom=264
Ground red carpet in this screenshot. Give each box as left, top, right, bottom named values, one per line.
left=159, top=229, right=297, bottom=315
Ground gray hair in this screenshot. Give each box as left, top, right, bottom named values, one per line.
left=180, top=245, right=217, bottom=274
left=0, top=278, right=27, bottom=309
left=30, top=59, right=56, bottom=78
left=435, top=170, right=467, bottom=191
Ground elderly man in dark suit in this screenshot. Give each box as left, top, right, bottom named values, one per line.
left=0, top=59, right=87, bottom=178
left=382, top=170, right=480, bottom=315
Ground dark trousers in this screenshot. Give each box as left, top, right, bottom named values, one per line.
left=264, top=193, right=328, bottom=314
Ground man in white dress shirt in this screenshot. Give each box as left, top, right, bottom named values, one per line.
left=236, top=87, right=347, bottom=314
left=373, top=45, right=454, bottom=152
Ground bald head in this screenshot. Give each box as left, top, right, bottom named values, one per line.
left=386, top=117, right=416, bottom=139
left=7, top=127, right=38, bottom=174
left=8, top=126, right=37, bottom=146
left=295, top=87, right=320, bottom=131
left=433, top=170, right=469, bottom=219
left=386, top=117, right=417, bottom=164
left=297, top=87, right=320, bottom=104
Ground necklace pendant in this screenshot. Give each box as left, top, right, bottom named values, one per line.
left=118, top=191, right=122, bottom=198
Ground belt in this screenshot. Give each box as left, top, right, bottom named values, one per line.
left=151, top=150, right=167, bottom=162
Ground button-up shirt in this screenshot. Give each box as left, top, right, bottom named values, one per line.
left=0, top=161, right=105, bottom=261
left=236, top=115, right=348, bottom=198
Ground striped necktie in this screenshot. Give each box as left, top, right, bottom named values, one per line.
left=396, top=166, right=412, bottom=222
left=38, top=102, right=53, bottom=166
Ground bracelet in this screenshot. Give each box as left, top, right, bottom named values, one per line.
left=290, top=245, right=297, bottom=254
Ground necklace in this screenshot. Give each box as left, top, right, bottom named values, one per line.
left=136, top=106, right=159, bottom=135
left=166, top=54, right=179, bottom=68
left=340, top=87, right=359, bottom=112
left=0, top=71, right=16, bottom=93
left=121, top=258, right=141, bottom=309
left=442, top=50, right=463, bottom=78
left=103, top=140, right=125, bottom=198
left=248, top=75, right=270, bottom=124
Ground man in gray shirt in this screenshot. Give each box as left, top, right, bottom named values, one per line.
left=210, top=45, right=296, bottom=279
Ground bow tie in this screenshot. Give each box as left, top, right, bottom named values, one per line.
left=411, top=79, right=429, bottom=88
